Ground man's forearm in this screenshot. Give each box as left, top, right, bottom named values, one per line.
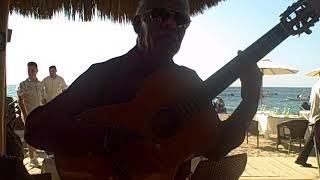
left=228, top=97, right=259, bottom=127
left=205, top=65, right=262, bottom=160
left=18, top=97, right=27, bottom=122
left=205, top=98, right=259, bottom=161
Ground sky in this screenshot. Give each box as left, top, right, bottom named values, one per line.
left=6, top=0, right=320, bottom=87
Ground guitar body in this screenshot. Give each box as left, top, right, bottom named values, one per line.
left=55, top=67, right=220, bottom=180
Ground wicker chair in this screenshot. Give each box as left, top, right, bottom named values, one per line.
left=276, top=119, right=308, bottom=154
left=191, top=153, right=247, bottom=180
left=246, top=120, right=260, bottom=148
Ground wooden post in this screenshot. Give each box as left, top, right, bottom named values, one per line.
left=0, top=0, right=10, bottom=155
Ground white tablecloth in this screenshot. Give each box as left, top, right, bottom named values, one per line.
left=254, top=113, right=306, bottom=138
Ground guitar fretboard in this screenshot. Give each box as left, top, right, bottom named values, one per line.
left=204, top=23, right=290, bottom=99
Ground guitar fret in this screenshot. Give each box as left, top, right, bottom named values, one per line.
left=248, top=24, right=288, bottom=60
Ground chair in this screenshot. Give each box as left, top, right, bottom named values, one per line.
left=276, top=119, right=308, bottom=154
left=246, top=120, right=260, bottom=148
left=5, top=97, right=24, bottom=159
left=6, top=97, right=22, bottom=131
left=191, top=153, right=247, bottom=180
left=0, top=98, right=51, bottom=180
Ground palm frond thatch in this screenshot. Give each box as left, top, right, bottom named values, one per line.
left=9, top=0, right=225, bottom=22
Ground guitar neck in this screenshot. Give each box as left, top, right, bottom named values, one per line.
left=203, top=23, right=290, bottom=99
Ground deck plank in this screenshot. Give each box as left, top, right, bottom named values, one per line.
left=264, top=157, right=290, bottom=176
left=248, top=157, right=278, bottom=176
left=245, top=162, right=265, bottom=176
left=240, top=157, right=319, bottom=179
left=24, top=156, right=320, bottom=179
left=269, top=157, right=305, bottom=177
left=277, top=157, right=318, bottom=176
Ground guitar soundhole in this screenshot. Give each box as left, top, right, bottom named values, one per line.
left=152, top=107, right=183, bottom=139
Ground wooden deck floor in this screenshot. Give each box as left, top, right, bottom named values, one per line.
left=25, top=156, right=320, bottom=179
left=241, top=157, right=320, bottom=180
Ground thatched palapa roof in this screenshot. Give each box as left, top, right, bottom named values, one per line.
left=9, top=0, right=225, bottom=22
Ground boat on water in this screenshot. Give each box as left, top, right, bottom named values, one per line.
left=286, top=94, right=309, bottom=101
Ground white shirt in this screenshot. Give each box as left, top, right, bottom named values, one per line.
left=309, top=79, right=320, bottom=124
left=42, top=75, right=68, bottom=102
left=16, top=78, right=45, bottom=115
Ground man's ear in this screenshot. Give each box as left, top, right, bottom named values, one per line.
left=133, top=16, right=142, bottom=34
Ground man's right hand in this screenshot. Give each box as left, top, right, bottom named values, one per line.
left=239, top=64, right=262, bottom=101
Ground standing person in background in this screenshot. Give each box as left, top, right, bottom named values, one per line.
left=16, top=61, right=46, bottom=168
left=213, top=96, right=227, bottom=113
left=295, top=79, right=320, bottom=167
left=42, top=65, right=68, bottom=103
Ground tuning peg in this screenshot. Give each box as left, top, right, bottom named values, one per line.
left=305, top=29, right=312, bottom=34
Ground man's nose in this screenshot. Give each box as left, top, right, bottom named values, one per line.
left=161, top=17, right=178, bottom=29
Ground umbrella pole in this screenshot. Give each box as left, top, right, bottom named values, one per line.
left=0, top=0, right=10, bottom=155
left=260, top=76, right=264, bottom=107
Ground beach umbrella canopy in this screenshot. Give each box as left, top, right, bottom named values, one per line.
left=9, top=0, right=226, bottom=22
left=305, top=68, right=320, bottom=77
left=257, top=59, right=299, bottom=75
left=257, top=59, right=299, bottom=105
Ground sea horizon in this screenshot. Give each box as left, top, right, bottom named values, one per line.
left=7, top=85, right=311, bottom=115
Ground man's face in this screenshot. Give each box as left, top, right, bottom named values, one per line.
left=49, top=68, right=57, bottom=78
left=136, top=0, right=191, bottom=58
left=28, top=66, right=38, bottom=79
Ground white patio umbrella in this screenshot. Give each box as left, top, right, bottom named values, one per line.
left=258, top=59, right=299, bottom=75
left=306, top=68, right=320, bottom=77
left=257, top=59, right=299, bottom=105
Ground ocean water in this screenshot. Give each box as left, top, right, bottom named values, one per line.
left=7, top=85, right=310, bottom=114
left=7, top=85, right=17, bottom=97
left=219, top=87, right=311, bottom=115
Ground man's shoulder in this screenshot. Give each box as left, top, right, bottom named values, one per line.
left=171, top=64, right=203, bottom=83
left=88, top=50, right=132, bottom=71
left=174, top=64, right=198, bottom=75
left=42, top=76, right=51, bottom=82
left=19, top=78, right=30, bottom=85
left=56, top=75, right=65, bottom=80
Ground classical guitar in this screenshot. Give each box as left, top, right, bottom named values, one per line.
left=55, top=0, right=320, bottom=179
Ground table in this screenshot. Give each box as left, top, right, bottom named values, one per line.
left=254, top=113, right=306, bottom=138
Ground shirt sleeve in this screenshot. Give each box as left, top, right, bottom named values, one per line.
left=40, top=81, right=47, bottom=103
left=16, top=81, right=26, bottom=97
left=309, top=86, right=320, bottom=123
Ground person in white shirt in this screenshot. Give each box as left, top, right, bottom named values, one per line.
left=16, top=61, right=45, bottom=168
left=295, top=79, right=320, bottom=167
left=42, top=65, right=68, bottom=103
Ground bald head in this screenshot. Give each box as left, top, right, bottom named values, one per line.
left=136, top=0, right=190, bottom=15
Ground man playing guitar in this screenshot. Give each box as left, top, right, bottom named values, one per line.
left=25, top=0, right=262, bottom=179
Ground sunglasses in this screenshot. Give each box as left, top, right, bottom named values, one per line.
left=141, top=8, right=191, bottom=29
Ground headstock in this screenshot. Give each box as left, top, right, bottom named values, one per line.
left=280, top=0, right=320, bottom=36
